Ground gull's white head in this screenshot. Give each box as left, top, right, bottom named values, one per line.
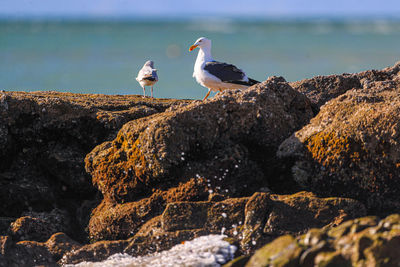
left=189, top=37, right=211, bottom=52
left=144, top=60, right=155, bottom=68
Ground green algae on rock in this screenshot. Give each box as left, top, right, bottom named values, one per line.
left=239, top=214, right=400, bottom=267
left=85, top=77, right=314, bottom=204
left=279, top=77, right=400, bottom=212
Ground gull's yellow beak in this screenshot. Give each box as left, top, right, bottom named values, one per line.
left=189, top=44, right=198, bottom=52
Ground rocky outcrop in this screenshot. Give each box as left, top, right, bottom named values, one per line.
left=0, top=91, right=188, bottom=240
left=241, top=214, right=400, bottom=267
left=159, top=191, right=365, bottom=255
left=2, top=63, right=400, bottom=265
left=88, top=177, right=210, bottom=240
left=290, top=62, right=400, bottom=110
left=0, top=232, right=80, bottom=266
left=8, top=209, right=70, bottom=242
left=61, top=191, right=365, bottom=264
left=60, top=239, right=129, bottom=265
left=278, top=77, right=400, bottom=212
left=84, top=77, right=314, bottom=243
left=86, top=77, right=313, bottom=204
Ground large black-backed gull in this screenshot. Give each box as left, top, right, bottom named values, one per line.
left=189, top=37, right=259, bottom=101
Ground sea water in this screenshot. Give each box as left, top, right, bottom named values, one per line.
left=65, top=234, right=237, bottom=267
left=1, top=18, right=400, bottom=100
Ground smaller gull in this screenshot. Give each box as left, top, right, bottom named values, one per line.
left=189, top=37, right=259, bottom=101
left=136, top=60, right=158, bottom=98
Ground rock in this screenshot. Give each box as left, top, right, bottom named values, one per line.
left=0, top=91, right=188, bottom=240
left=245, top=235, right=302, bottom=267
left=242, top=214, right=400, bottom=267
left=290, top=62, right=400, bottom=110
left=9, top=209, right=71, bottom=242
left=125, top=192, right=364, bottom=257
left=84, top=77, right=314, bottom=246
left=1, top=232, right=81, bottom=265
left=60, top=239, right=129, bottom=265
left=0, top=236, right=11, bottom=255
left=278, top=78, right=400, bottom=212
left=69, top=191, right=364, bottom=262
left=356, top=62, right=400, bottom=85
left=240, top=191, right=365, bottom=253
left=2, top=63, right=399, bottom=265
left=86, top=77, right=314, bottom=243
left=85, top=77, right=313, bottom=204
left=124, top=222, right=209, bottom=258
left=88, top=177, right=210, bottom=240
left=0, top=237, right=57, bottom=267
left=161, top=197, right=248, bottom=234
left=223, top=255, right=251, bottom=267
left=0, top=218, right=14, bottom=235
left=290, top=74, right=361, bottom=112
left=45, top=233, right=81, bottom=261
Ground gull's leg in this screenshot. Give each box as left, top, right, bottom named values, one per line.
left=202, top=89, right=211, bottom=101
left=142, top=86, right=146, bottom=97
left=151, top=86, right=154, bottom=98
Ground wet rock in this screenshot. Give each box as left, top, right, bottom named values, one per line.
left=278, top=77, right=400, bottom=212
left=86, top=76, right=313, bottom=203
left=161, top=197, right=248, bottom=234
left=86, top=77, right=314, bottom=245
left=9, top=209, right=71, bottom=242
left=123, top=192, right=364, bottom=257
left=60, top=239, right=129, bottom=265
left=242, top=214, right=400, bottom=267
left=88, top=178, right=210, bottom=241
left=0, top=91, right=188, bottom=240
left=0, top=237, right=57, bottom=267
left=290, top=62, right=400, bottom=111
left=45, top=232, right=81, bottom=261
left=245, top=235, right=302, bottom=267
left=290, top=74, right=361, bottom=112
left=70, top=191, right=364, bottom=263
left=240, top=191, right=365, bottom=253
left=120, top=214, right=210, bottom=258
left=0, top=218, right=14, bottom=235
left=1, top=232, right=81, bottom=265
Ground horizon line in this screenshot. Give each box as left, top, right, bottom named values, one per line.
left=1, top=13, right=400, bottom=22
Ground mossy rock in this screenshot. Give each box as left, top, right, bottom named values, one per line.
left=245, top=235, right=303, bottom=267
left=223, top=255, right=250, bottom=267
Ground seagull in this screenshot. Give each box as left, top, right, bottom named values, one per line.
left=189, top=37, right=259, bottom=101
left=136, top=60, right=158, bottom=98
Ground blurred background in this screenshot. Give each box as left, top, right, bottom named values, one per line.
left=1, top=0, right=400, bottom=99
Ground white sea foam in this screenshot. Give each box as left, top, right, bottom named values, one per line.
left=67, top=235, right=236, bottom=267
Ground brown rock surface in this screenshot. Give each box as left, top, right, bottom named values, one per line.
left=0, top=91, right=188, bottom=240
left=85, top=76, right=313, bottom=202
left=85, top=77, right=314, bottom=245
left=60, top=239, right=129, bottom=265
left=8, top=208, right=70, bottom=242
left=0, top=232, right=80, bottom=266
left=45, top=232, right=81, bottom=261
left=241, top=214, right=400, bottom=267
left=2, top=63, right=400, bottom=265
left=64, top=191, right=364, bottom=264
left=88, top=177, right=210, bottom=240
left=290, top=62, right=400, bottom=110
left=278, top=77, right=400, bottom=212
left=0, top=236, right=56, bottom=266
left=127, top=192, right=364, bottom=257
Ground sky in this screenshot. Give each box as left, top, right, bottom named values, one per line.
left=1, top=0, right=400, bottom=18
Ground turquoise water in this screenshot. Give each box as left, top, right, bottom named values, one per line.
left=1, top=19, right=400, bottom=99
